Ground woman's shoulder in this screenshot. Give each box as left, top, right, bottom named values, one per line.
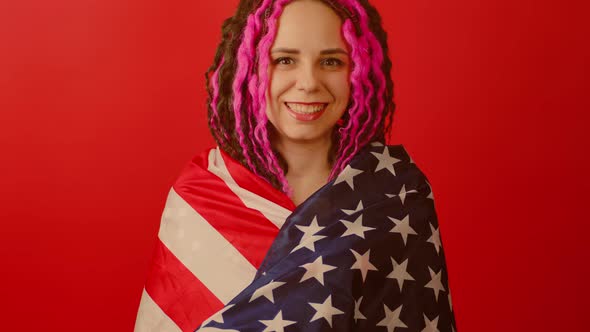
left=368, top=142, right=431, bottom=180
left=360, top=143, right=438, bottom=238
left=359, top=142, right=434, bottom=202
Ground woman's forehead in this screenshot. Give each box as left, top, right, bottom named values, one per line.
left=272, top=0, right=347, bottom=50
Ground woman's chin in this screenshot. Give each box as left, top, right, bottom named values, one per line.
left=275, top=129, right=334, bottom=145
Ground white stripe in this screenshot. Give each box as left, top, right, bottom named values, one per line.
left=134, top=288, right=182, bottom=332
left=158, top=188, right=257, bottom=304
left=207, top=147, right=291, bottom=229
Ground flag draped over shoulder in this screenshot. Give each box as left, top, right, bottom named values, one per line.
left=135, top=146, right=295, bottom=331
left=135, top=143, right=457, bottom=332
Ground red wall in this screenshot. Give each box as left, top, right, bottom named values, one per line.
left=1, top=0, right=588, bottom=330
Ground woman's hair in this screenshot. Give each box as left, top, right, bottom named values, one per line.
left=205, top=0, right=395, bottom=194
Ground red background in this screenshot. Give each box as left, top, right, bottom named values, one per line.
left=1, top=0, right=588, bottom=330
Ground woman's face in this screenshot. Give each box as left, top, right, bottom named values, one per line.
left=266, top=0, right=351, bottom=146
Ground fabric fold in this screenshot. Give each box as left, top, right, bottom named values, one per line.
left=135, top=143, right=457, bottom=332
left=196, top=144, right=457, bottom=331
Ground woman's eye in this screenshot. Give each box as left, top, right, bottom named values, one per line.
left=274, top=57, right=293, bottom=65
left=322, top=58, right=344, bottom=67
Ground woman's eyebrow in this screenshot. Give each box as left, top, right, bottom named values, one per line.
left=271, top=48, right=349, bottom=55
left=320, top=48, right=348, bottom=55
left=271, top=48, right=299, bottom=54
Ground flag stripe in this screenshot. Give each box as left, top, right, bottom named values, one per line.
left=159, top=188, right=257, bottom=303
left=218, top=148, right=296, bottom=212
left=144, top=238, right=223, bottom=331
left=173, top=153, right=279, bottom=269
left=208, top=148, right=292, bottom=229
left=137, top=147, right=293, bottom=331
left=134, top=289, right=182, bottom=332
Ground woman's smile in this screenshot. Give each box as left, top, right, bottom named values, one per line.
left=284, top=102, right=329, bottom=121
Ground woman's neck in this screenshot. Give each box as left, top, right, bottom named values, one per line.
left=273, top=137, right=334, bottom=205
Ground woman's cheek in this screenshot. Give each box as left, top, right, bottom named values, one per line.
left=272, top=72, right=292, bottom=93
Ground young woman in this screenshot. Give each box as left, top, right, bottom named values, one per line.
left=135, top=0, right=457, bottom=331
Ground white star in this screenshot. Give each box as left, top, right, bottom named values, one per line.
left=309, top=295, right=344, bottom=328
left=340, top=215, right=376, bottom=239
left=292, top=216, right=326, bottom=253
left=201, top=304, right=235, bottom=326
left=422, top=314, right=440, bottom=332
left=354, top=296, right=366, bottom=322
left=371, top=147, right=401, bottom=176
left=377, top=303, right=407, bottom=332
left=350, top=249, right=378, bottom=282
left=388, top=214, right=417, bottom=245
left=427, top=222, right=441, bottom=254
left=249, top=280, right=286, bottom=303
left=333, top=165, right=364, bottom=190
left=425, top=267, right=446, bottom=301
left=371, top=141, right=384, bottom=147
left=386, top=184, right=418, bottom=205
left=295, top=216, right=324, bottom=237
left=341, top=200, right=364, bottom=215
left=300, top=256, right=337, bottom=285
left=259, top=310, right=297, bottom=332
left=386, top=257, right=415, bottom=291
left=291, top=234, right=326, bottom=253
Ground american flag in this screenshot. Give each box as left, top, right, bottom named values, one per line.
left=135, top=142, right=457, bottom=332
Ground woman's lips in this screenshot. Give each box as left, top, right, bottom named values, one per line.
left=284, top=102, right=328, bottom=122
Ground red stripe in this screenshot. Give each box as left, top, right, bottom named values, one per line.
left=173, top=149, right=280, bottom=268
left=219, top=148, right=296, bottom=211
left=145, top=238, right=223, bottom=331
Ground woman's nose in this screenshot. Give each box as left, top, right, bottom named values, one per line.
left=295, top=65, right=320, bottom=93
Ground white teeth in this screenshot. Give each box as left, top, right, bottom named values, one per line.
left=286, top=103, right=326, bottom=114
